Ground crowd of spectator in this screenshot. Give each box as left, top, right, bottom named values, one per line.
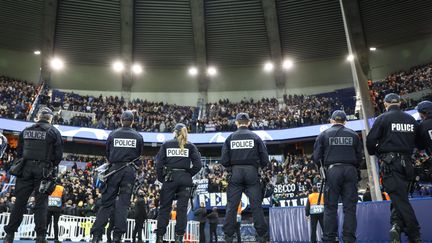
left=47, top=92, right=196, bottom=132
left=197, top=95, right=348, bottom=132
left=369, top=62, right=432, bottom=114
left=0, top=76, right=39, bottom=120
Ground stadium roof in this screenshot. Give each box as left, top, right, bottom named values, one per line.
left=1, top=0, right=432, bottom=68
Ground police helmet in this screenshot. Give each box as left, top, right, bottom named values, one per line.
left=174, top=123, right=186, bottom=132
left=416, top=101, right=432, bottom=115
left=331, top=110, right=347, bottom=122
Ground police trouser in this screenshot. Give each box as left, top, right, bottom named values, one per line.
left=47, top=208, right=61, bottom=240
left=323, top=164, right=358, bottom=243
left=209, top=223, right=218, bottom=243
left=132, top=217, right=145, bottom=241
left=235, top=222, right=241, bottom=243
left=156, top=171, right=192, bottom=236
left=91, top=164, right=135, bottom=237
left=223, top=165, right=268, bottom=237
left=4, top=160, right=49, bottom=236
left=106, top=208, right=116, bottom=242
left=381, top=155, right=420, bottom=239
left=310, top=213, right=324, bottom=243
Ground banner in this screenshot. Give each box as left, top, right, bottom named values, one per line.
left=197, top=193, right=272, bottom=209
left=193, top=179, right=209, bottom=194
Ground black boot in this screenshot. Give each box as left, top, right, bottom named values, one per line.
left=174, top=234, right=183, bottom=243
left=3, top=234, right=14, bottom=243
left=224, top=235, right=233, bottom=243
left=35, top=235, right=48, bottom=243
left=54, top=240, right=61, bottom=243
left=389, top=224, right=401, bottom=243
left=92, top=234, right=102, bottom=243
left=156, top=235, right=164, bottom=243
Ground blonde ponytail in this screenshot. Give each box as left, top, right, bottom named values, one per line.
left=176, top=127, right=188, bottom=152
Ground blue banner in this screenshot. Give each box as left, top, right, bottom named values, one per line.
left=269, top=198, right=432, bottom=242
left=0, top=110, right=419, bottom=144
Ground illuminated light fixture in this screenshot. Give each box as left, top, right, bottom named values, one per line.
left=50, top=57, right=64, bottom=70
left=34, top=50, right=41, bottom=55
left=112, top=61, right=124, bottom=73
left=346, top=54, right=355, bottom=62
left=282, top=59, right=294, bottom=70
left=369, top=47, right=377, bottom=51
left=131, top=64, right=143, bottom=74
left=264, top=62, right=274, bottom=72
left=188, top=67, right=198, bottom=76
left=207, top=66, right=217, bottom=76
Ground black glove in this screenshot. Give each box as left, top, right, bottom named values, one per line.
left=357, top=169, right=362, bottom=182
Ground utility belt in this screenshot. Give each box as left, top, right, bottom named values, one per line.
left=26, top=159, right=52, bottom=167
left=163, top=167, right=188, bottom=182
left=379, top=152, right=414, bottom=180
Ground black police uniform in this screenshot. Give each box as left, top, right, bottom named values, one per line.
left=366, top=105, right=421, bottom=240
left=4, top=119, right=63, bottom=239
left=91, top=125, right=143, bottom=240
left=155, top=139, right=202, bottom=239
left=417, top=101, right=432, bottom=155
left=313, top=122, right=362, bottom=243
left=221, top=124, right=269, bottom=241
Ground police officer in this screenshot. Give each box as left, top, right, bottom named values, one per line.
left=91, top=110, right=144, bottom=243
left=155, top=123, right=202, bottom=243
left=366, top=93, right=421, bottom=242
left=0, top=132, right=7, bottom=158
left=313, top=110, right=362, bottom=243
left=305, top=186, right=324, bottom=243
left=221, top=113, right=269, bottom=243
left=3, top=108, right=63, bottom=243
left=416, top=100, right=432, bottom=155
left=47, top=183, right=65, bottom=243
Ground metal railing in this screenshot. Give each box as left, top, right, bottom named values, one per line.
left=0, top=213, right=199, bottom=242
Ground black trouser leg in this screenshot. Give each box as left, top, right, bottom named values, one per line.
left=222, top=183, right=242, bottom=237
left=4, top=166, right=38, bottom=234
left=209, top=224, right=217, bottom=243
left=34, top=187, right=49, bottom=236
left=53, top=211, right=61, bottom=240
left=175, top=188, right=190, bottom=236
left=133, top=219, right=144, bottom=241
left=323, top=167, right=342, bottom=243
left=113, top=167, right=135, bottom=236
left=310, top=215, right=319, bottom=243
left=199, top=222, right=206, bottom=243
left=156, top=182, right=176, bottom=236
left=340, top=167, right=358, bottom=243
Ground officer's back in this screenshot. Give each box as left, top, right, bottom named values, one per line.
left=366, top=94, right=418, bottom=155
left=416, top=100, right=432, bottom=155
left=107, top=125, right=143, bottom=164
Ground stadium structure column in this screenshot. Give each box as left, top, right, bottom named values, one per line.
left=261, top=0, right=286, bottom=100
left=190, top=0, right=209, bottom=109
left=120, top=0, right=134, bottom=101
left=340, top=0, right=382, bottom=201
left=40, top=0, right=59, bottom=85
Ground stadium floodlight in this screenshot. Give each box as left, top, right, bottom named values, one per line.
left=282, top=59, right=294, bottom=70
left=369, top=47, right=377, bottom=51
left=207, top=66, right=217, bottom=76
left=131, top=64, right=143, bottom=74
left=346, top=54, right=355, bottom=62
left=188, top=67, right=198, bottom=76
left=34, top=50, right=41, bottom=55
left=112, top=61, right=124, bottom=73
left=264, top=62, right=274, bottom=72
left=50, top=57, right=64, bottom=70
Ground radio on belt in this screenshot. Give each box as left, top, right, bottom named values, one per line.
left=230, top=139, right=254, bottom=149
